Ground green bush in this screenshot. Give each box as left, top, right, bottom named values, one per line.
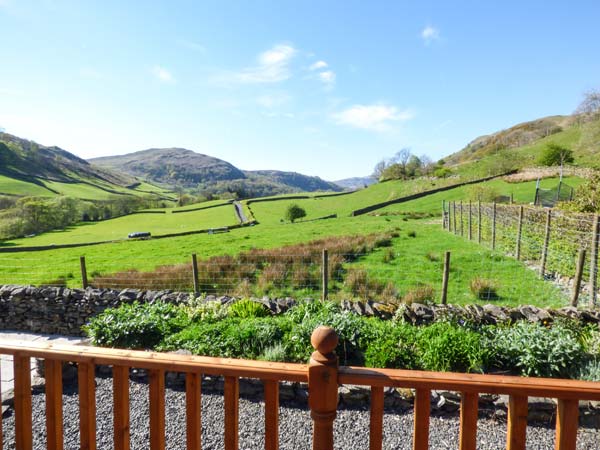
left=184, top=298, right=229, bottom=323
left=160, top=317, right=287, bottom=359
left=416, top=322, right=487, bottom=373
left=84, top=301, right=189, bottom=349
left=485, top=321, right=585, bottom=378
left=228, top=299, right=270, bottom=319
left=361, top=319, right=418, bottom=369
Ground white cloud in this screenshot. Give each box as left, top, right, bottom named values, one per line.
left=176, top=39, right=206, bottom=53
left=309, top=60, right=328, bottom=71
left=222, top=44, right=296, bottom=84
left=152, top=66, right=176, bottom=83
left=256, top=92, right=291, bottom=109
left=318, top=70, right=336, bottom=85
left=421, top=25, right=440, bottom=44
left=333, top=104, right=414, bottom=131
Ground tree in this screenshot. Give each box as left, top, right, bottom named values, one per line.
left=537, top=143, right=574, bottom=167
left=284, top=204, right=306, bottom=223
left=372, top=160, right=387, bottom=179
left=574, top=89, right=600, bottom=116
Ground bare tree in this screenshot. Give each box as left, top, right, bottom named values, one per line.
left=372, top=159, right=387, bottom=179
left=575, top=89, right=600, bottom=116
left=394, top=148, right=412, bottom=172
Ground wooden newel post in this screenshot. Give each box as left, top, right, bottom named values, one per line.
left=309, top=326, right=339, bottom=450
left=322, top=249, right=329, bottom=301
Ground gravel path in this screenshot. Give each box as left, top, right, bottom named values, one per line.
left=2, top=376, right=599, bottom=450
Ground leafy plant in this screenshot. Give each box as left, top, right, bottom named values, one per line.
left=184, top=298, right=229, bottom=323
left=485, top=321, right=585, bottom=378
left=416, top=322, right=487, bottom=373
left=361, top=319, right=418, bottom=369
left=84, top=301, right=189, bottom=349
left=228, top=299, right=270, bottom=318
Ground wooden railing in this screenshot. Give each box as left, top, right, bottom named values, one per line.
left=1, top=326, right=600, bottom=450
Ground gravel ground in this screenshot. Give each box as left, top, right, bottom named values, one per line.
left=2, top=376, right=599, bottom=450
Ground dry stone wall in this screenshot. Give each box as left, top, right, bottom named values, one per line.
left=1, top=284, right=600, bottom=337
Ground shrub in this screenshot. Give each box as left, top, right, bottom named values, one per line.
left=382, top=248, right=395, bottom=263
left=470, top=277, right=500, bottom=300
left=184, top=298, right=229, bottom=323
left=417, top=322, right=487, bottom=373
left=407, top=230, right=417, bottom=238
left=485, top=322, right=585, bottom=378
left=160, top=317, right=286, bottom=359
left=537, top=143, right=574, bottom=167
left=260, top=343, right=287, bottom=362
left=84, top=301, right=189, bottom=349
left=228, top=299, right=270, bottom=319
left=403, top=285, right=435, bottom=305
left=425, top=252, right=439, bottom=262
left=577, top=358, right=600, bottom=381
left=362, top=320, right=419, bottom=369
left=284, top=204, right=307, bottom=223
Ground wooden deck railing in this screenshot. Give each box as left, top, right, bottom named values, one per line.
left=1, top=326, right=600, bottom=450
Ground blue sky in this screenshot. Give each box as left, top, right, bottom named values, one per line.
left=1, top=0, right=599, bottom=180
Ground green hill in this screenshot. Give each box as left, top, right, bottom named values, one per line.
left=444, top=113, right=600, bottom=177
left=0, top=133, right=175, bottom=201
left=90, top=147, right=342, bottom=197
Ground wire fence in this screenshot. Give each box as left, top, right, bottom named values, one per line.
left=0, top=238, right=569, bottom=307
left=443, top=200, right=600, bottom=306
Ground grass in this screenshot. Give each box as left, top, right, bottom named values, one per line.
left=0, top=214, right=567, bottom=308
left=3, top=204, right=239, bottom=247
left=376, top=176, right=586, bottom=215
left=247, top=177, right=462, bottom=223
left=0, top=175, right=56, bottom=196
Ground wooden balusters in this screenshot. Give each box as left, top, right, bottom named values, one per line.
left=459, top=392, right=478, bottom=450
left=413, top=389, right=430, bottom=450
left=149, top=369, right=166, bottom=450
left=507, top=395, right=527, bottom=450
left=186, top=372, right=202, bottom=450
left=309, top=326, right=339, bottom=450
left=14, top=354, right=32, bottom=450
left=78, top=361, right=97, bottom=450
left=0, top=360, right=3, bottom=449
left=224, top=376, right=240, bottom=450
left=113, top=366, right=130, bottom=450
left=369, top=386, right=384, bottom=450
left=45, top=360, right=64, bottom=450
left=264, top=380, right=280, bottom=450
left=555, top=399, right=578, bottom=450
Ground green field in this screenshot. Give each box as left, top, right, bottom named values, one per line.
left=377, top=176, right=586, bottom=215
left=0, top=175, right=584, bottom=308
left=0, top=175, right=56, bottom=196
left=3, top=204, right=238, bottom=247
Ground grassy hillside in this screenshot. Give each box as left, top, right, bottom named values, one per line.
left=0, top=133, right=176, bottom=201
left=446, top=114, right=600, bottom=178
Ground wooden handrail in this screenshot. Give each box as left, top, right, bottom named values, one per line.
left=2, top=328, right=600, bottom=450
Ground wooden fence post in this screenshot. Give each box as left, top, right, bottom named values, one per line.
left=539, top=209, right=552, bottom=278
left=309, top=327, right=339, bottom=450
left=590, top=215, right=600, bottom=306
left=453, top=202, right=457, bottom=235
left=571, top=249, right=586, bottom=307
left=516, top=206, right=524, bottom=260
left=442, top=200, right=447, bottom=230
left=477, top=201, right=482, bottom=244
left=441, top=251, right=451, bottom=305
left=449, top=202, right=453, bottom=233
left=80, top=256, right=88, bottom=289
left=191, top=254, right=199, bottom=296
left=492, top=202, right=497, bottom=250
left=460, top=201, right=464, bottom=237
left=468, top=201, right=472, bottom=241
left=322, top=249, right=329, bottom=301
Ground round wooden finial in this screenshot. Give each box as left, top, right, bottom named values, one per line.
left=311, top=326, right=338, bottom=355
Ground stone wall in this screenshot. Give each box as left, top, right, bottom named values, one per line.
left=2, top=284, right=600, bottom=337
